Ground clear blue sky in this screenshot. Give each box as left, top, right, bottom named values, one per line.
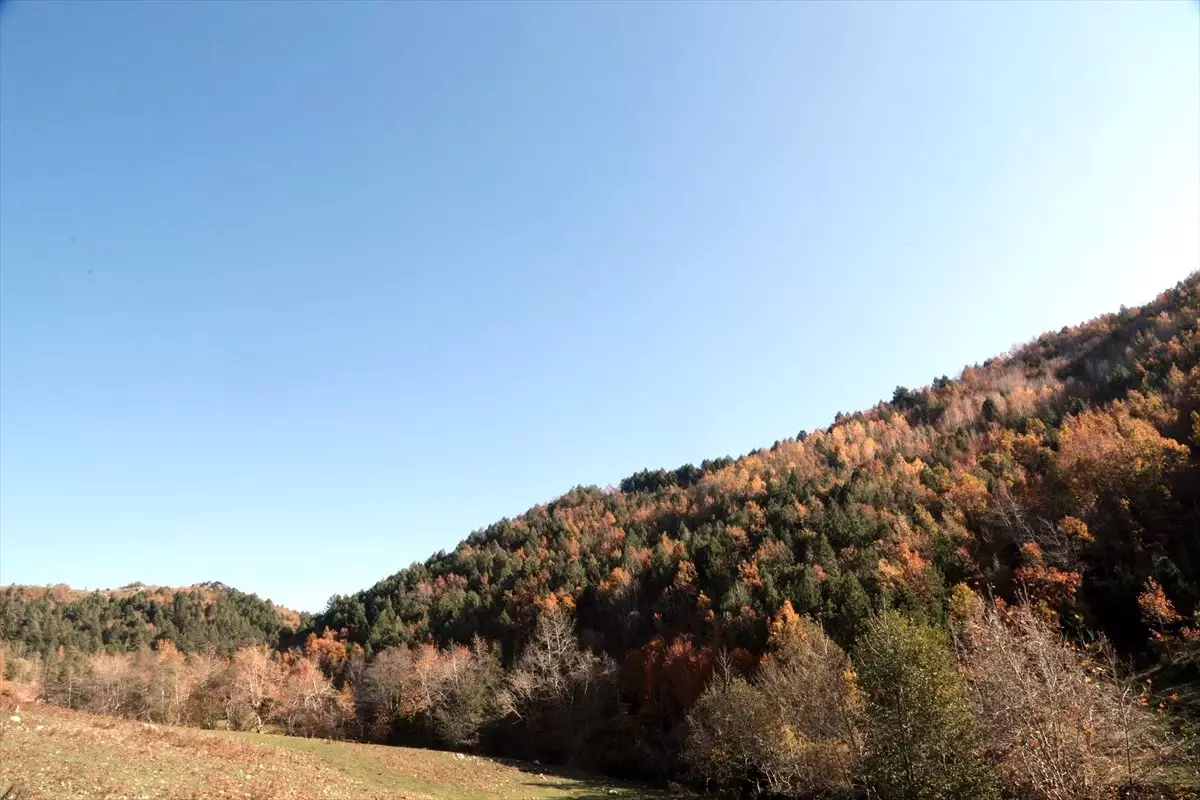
left=1, top=2, right=1197, bottom=612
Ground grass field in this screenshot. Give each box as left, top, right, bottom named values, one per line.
left=0, top=700, right=668, bottom=800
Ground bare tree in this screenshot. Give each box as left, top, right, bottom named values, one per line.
left=224, top=645, right=283, bottom=731
left=357, top=645, right=413, bottom=740
left=954, top=593, right=1169, bottom=800
left=983, top=485, right=1091, bottom=571
left=83, top=653, right=133, bottom=717
left=276, top=655, right=353, bottom=738
left=500, top=609, right=617, bottom=764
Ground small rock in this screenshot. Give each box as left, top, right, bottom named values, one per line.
left=9, top=715, right=20, bottom=724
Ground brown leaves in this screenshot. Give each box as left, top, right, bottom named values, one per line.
left=1054, top=403, right=1189, bottom=518
left=946, top=470, right=991, bottom=517
left=1138, top=579, right=1182, bottom=629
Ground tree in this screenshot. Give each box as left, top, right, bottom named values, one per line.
left=430, top=637, right=504, bottom=749
left=827, top=572, right=871, bottom=647
left=356, top=645, right=414, bottom=741
left=683, top=658, right=777, bottom=795
left=367, top=603, right=405, bottom=652
left=954, top=593, right=1168, bottom=800
left=224, top=645, right=284, bottom=731
left=500, top=609, right=618, bottom=765
left=854, top=611, right=998, bottom=800
left=756, top=603, right=861, bottom=794
left=981, top=397, right=999, bottom=423
left=40, top=648, right=86, bottom=709
left=683, top=607, right=863, bottom=798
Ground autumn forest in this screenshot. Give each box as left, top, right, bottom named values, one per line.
left=3, top=274, right=1199, bottom=799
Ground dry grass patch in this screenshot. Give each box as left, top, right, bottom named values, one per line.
left=0, top=699, right=666, bottom=800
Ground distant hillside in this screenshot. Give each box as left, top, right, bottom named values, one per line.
left=313, top=274, right=1200, bottom=669
left=0, top=581, right=303, bottom=655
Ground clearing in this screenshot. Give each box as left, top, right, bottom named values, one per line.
left=0, top=701, right=669, bottom=800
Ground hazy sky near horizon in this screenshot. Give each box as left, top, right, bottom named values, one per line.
left=1, top=2, right=1197, bottom=612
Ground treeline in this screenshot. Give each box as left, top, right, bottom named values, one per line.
left=0, top=583, right=301, bottom=656
left=2, top=591, right=1192, bottom=798
left=1, top=639, right=352, bottom=738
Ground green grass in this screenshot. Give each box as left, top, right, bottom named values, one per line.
left=228, top=730, right=666, bottom=799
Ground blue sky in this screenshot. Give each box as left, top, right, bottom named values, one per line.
left=1, top=2, right=1197, bottom=612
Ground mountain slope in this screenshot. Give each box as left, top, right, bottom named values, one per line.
left=316, top=274, right=1200, bottom=670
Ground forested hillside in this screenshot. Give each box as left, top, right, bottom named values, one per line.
left=3, top=276, right=1198, bottom=797
left=317, top=275, right=1199, bottom=668
left=0, top=582, right=301, bottom=656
